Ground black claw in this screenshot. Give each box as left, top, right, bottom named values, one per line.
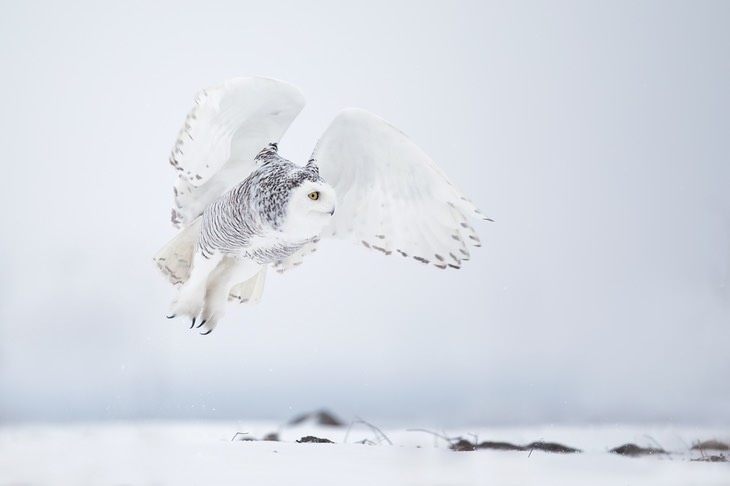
left=190, top=316, right=196, bottom=329
left=166, top=314, right=176, bottom=319
left=200, top=328, right=213, bottom=336
left=196, top=319, right=207, bottom=329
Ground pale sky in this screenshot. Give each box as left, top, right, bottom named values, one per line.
left=0, top=0, right=728, bottom=426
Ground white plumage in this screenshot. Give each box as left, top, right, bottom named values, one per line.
left=154, top=77, right=490, bottom=334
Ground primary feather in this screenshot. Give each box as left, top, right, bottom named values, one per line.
left=154, top=77, right=489, bottom=334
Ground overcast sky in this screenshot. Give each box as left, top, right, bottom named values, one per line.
left=0, top=0, right=728, bottom=426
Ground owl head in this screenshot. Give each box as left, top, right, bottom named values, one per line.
left=280, top=159, right=336, bottom=239
left=251, top=145, right=336, bottom=238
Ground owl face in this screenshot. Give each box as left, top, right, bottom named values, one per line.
left=280, top=179, right=336, bottom=239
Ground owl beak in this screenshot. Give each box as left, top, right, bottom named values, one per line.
left=329, top=206, right=336, bottom=216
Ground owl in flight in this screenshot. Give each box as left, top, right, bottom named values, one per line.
left=154, top=77, right=490, bottom=334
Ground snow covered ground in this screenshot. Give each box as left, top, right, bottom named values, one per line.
left=1, top=421, right=727, bottom=485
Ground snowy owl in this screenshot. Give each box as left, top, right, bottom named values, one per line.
left=154, top=77, right=490, bottom=334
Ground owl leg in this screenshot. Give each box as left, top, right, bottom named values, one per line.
left=169, top=250, right=224, bottom=323
left=196, top=258, right=262, bottom=335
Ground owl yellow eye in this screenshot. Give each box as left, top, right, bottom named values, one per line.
left=308, top=191, right=319, bottom=200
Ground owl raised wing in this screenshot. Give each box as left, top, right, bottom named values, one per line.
left=313, top=108, right=490, bottom=269
left=168, top=77, right=305, bottom=228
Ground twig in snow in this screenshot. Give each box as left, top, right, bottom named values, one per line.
left=345, top=418, right=393, bottom=445
left=643, top=434, right=672, bottom=459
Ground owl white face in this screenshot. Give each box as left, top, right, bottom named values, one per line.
left=280, top=179, right=337, bottom=239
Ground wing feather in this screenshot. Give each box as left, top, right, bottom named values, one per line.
left=312, top=108, right=489, bottom=270
left=169, top=77, right=305, bottom=227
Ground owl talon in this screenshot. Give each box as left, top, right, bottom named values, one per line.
left=190, top=316, right=196, bottom=329
left=166, top=314, right=176, bottom=319
left=200, top=328, right=213, bottom=336
left=196, top=319, right=207, bottom=329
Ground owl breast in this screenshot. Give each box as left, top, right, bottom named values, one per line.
left=197, top=151, right=333, bottom=264
left=239, top=234, right=315, bottom=265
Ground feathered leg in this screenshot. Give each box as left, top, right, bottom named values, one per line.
left=169, top=250, right=223, bottom=323
left=196, top=257, right=263, bottom=335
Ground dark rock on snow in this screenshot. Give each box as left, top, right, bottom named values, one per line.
left=297, top=436, right=335, bottom=444
left=610, top=443, right=666, bottom=456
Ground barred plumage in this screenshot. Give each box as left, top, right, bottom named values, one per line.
left=197, top=146, right=323, bottom=264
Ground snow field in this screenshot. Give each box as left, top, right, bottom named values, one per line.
left=1, top=422, right=727, bottom=485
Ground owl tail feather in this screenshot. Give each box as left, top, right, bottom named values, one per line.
left=228, top=266, right=267, bottom=305
left=153, top=217, right=202, bottom=285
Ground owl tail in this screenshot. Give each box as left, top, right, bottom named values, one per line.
left=228, top=266, right=267, bottom=305
left=153, top=217, right=202, bottom=285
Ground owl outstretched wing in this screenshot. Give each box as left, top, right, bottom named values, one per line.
left=168, top=77, right=305, bottom=227
left=311, top=108, right=490, bottom=270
